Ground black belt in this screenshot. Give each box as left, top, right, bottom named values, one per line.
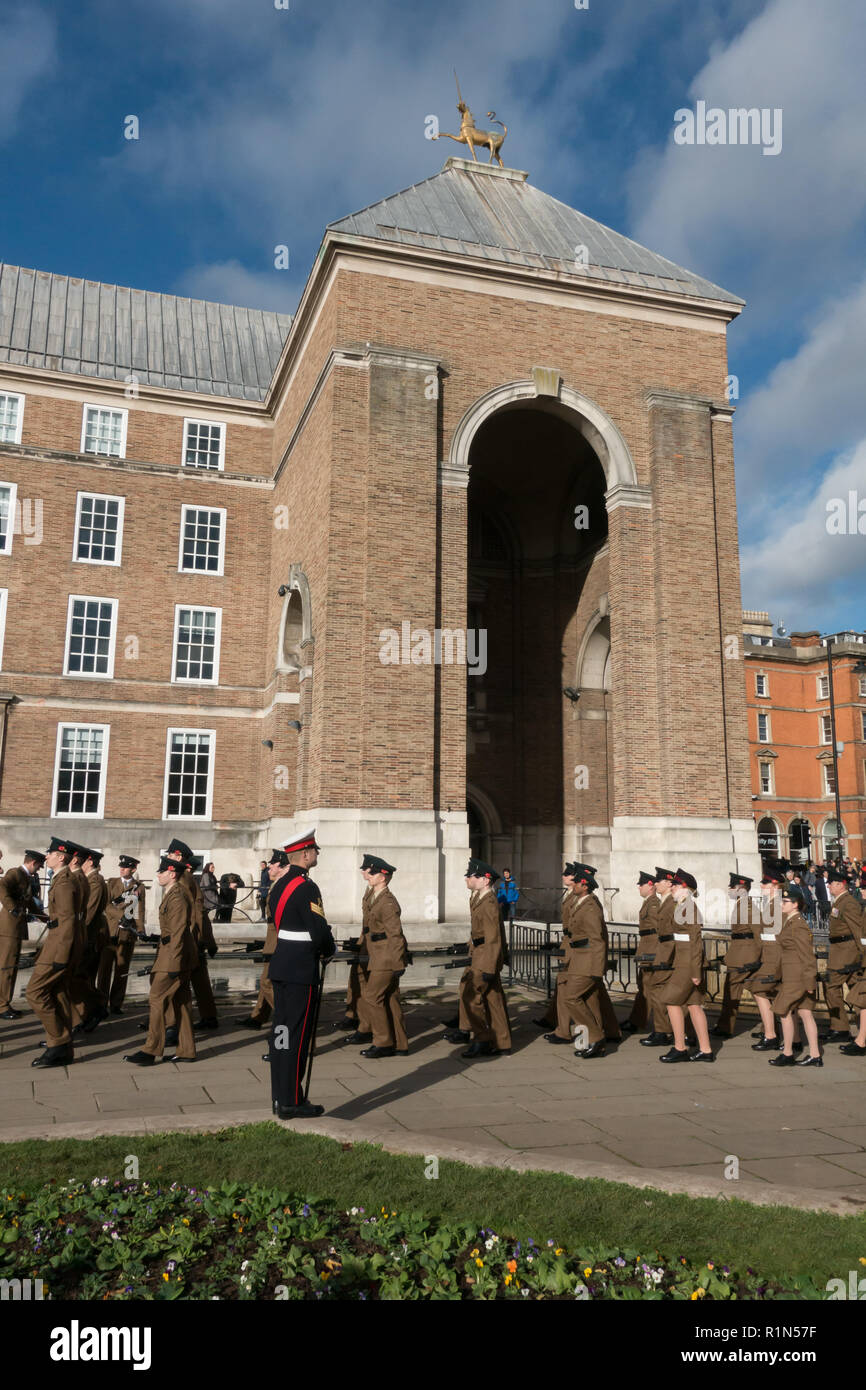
left=370, top=932, right=386, bottom=942
left=829, top=934, right=854, bottom=944
left=756, top=975, right=780, bottom=984
left=657, top=934, right=674, bottom=942
left=729, top=961, right=761, bottom=974
left=731, top=931, right=752, bottom=940
left=569, top=937, right=590, bottom=948
left=638, top=928, right=654, bottom=937
left=636, top=953, right=655, bottom=964
left=831, top=963, right=861, bottom=976
left=644, top=963, right=672, bottom=973
left=471, top=937, right=484, bottom=947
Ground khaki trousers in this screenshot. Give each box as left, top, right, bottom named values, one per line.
left=627, top=971, right=649, bottom=1028
left=0, top=932, right=23, bottom=1011
left=345, top=962, right=369, bottom=1019
left=69, top=954, right=107, bottom=1026
left=26, top=959, right=73, bottom=1048
left=363, top=970, right=408, bottom=1050
left=167, top=953, right=217, bottom=1026
left=144, top=972, right=195, bottom=1058
left=250, top=956, right=274, bottom=1024
left=556, top=974, right=604, bottom=1044
left=459, top=969, right=512, bottom=1050
left=643, top=975, right=672, bottom=1034
left=95, top=931, right=136, bottom=1011
left=824, top=980, right=851, bottom=1030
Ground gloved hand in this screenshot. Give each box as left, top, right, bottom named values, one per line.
left=208, top=945, right=218, bottom=958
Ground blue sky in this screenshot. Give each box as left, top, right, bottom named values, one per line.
left=1, top=0, right=864, bottom=632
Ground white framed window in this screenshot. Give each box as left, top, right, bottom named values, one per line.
left=73, top=493, right=125, bottom=565
left=52, top=723, right=110, bottom=817
left=759, top=761, right=773, bottom=794
left=757, top=711, right=770, bottom=743
left=172, top=605, right=222, bottom=684
left=81, top=404, right=128, bottom=458
left=859, top=677, right=866, bottom=698
left=63, top=595, right=118, bottom=678
left=817, top=673, right=829, bottom=700
left=182, top=418, right=226, bottom=471
left=0, top=588, right=7, bottom=671
left=163, top=728, right=215, bottom=820
left=178, top=506, right=226, bottom=575
left=0, top=481, right=19, bottom=555
left=0, top=392, right=24, bottom=445
left=861, top=711, right=866, bottom=741
left=755, top=672, right=768, bottom=697
left=824, top=763, right=837, bottom=795
left=820, top=714, right=833, bottom=745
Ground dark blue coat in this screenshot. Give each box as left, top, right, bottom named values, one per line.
left=268, top=868, right=335, bottom=985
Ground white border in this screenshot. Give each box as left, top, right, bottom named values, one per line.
left=182, top=417, right=226, bottom=472
left=819, top=712, right=832, bottom=745
left=73, top=492, right=126, bottom=567
left=757, top=710, right=771, bottom=743
left=178, top=504, right=226, bottom=576
left=171, top=604, right=222, bottom=685
left=80, top=403, right=129, bottom=459
left=0, top=480, right=19, bottom=556
left=63, top=594, right=119, bottom=678
left=816, top=672, right=829, bottom=701
left=0, top=390, right=24, bottom=445
left=0, top=588, right=7, bottom=670
left=757, top=759, right=774, bottom=796
left=162, top=727, right=216, bottom=821
left=51, top=722, right=111, bottom=818
left=755, top=672, right=768, bottom=698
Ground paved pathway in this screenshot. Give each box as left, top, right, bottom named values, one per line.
left=2, top=988, right=865, bottom=1213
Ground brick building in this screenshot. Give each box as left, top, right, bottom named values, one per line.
left=744, top=611, right=866, bottom=866
left=0, top=156, right=760, bottom=921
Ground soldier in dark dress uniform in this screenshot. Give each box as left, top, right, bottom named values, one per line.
left=0, top=850, right=44, bottom=1019
left=268, top=829, right=335, bottom=1118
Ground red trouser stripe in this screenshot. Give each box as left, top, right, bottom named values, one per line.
left=294, top=985, right=313, bottom=1103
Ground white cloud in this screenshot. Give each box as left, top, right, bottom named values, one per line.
left=175, top=260, right=300, bottom=313
left=0, top=5, right=58, bottom=140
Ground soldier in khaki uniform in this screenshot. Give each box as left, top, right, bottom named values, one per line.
left=534, top=862, right=580, bottom=1030
left=631, top=870, right=674, bottom=1047
left=821, top=866, right=865, bottom=1042
left=96, top=855, right=145, bottom=1014
left=164, top=839, right=219, bottom=1034
left=458, top=859, right=512, bottom=1058
left=27, top=837, right=79, bottom=1066
left=65, top=844, right=106, bottom=1034
left=768, top=884, right=822, bottom=1067
left=340, top=856, right=374, bottom=1033
left=545, top=866, right=609, bottom=1058
left=714, top=873, right=762, bottom=1037
left=124, top=857, right=197, bottom=1064
left=357, top=856, right=409, bottom=1058
left=658, top=868, right=713, bottom=1062
left=238, top=850, right=288, bottom=1029
left=750, top=867, right=789, bottom=1050
left=0, top=850, right=44, bottom=1018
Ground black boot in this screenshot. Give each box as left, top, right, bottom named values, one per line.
left=543, top=1033, right=570, bottom=1044
left=461, top=1041, right=500, bottom=1059
left=276, top=1101, right=325, bottom=1119
left=194, top=1017, right=219, bottom=1031
left=768, top=1053, right=797, bottom=1067
left=795, top=1054, right=823, bottom=1067
left=640, top=1031, right=670, bottom=1047
left=443, top=1029, right=470, bottom=1044
left=344, top=1031, right=372, bottom=1045
left=575, top=1040, right=606, bottom=1059
left=31, top=1044, right=73, bottom=1068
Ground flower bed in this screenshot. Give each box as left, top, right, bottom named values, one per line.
left=1, top=1179, right=827, bottom=1300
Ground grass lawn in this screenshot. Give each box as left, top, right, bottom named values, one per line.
left=0, top=1124, right=862, bottom=1287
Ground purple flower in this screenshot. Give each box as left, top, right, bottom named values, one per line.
left=614, top=1258, right=626, bottom=1268
left=302, top=1204, right=311, bottom=1217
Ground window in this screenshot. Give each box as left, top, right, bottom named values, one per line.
left=0, top=481, right=19, bottom=555
left=0, top=589, right=7, bottom=670
left=755, top=673, right=768, bottom=697
left=73, top=493, right=125, bottom=565
left=759, top=761, right=773, bottom=794
left=0, top=392, right=23, bottom=445
left=862, top=711, right=866, bottom=741
left=859, top=677, right=866, bottom=698
left=81, top=404, right=127, bottom=458
left=757, top=712, right=770, bottom=743
left=163, top=729, right=214, bottom=819
left=172, top=606, right=221, bottom=683
left=52, top=724, right=109, bottom=817
left=817, top=673, right=829, bottom=700
left=820, top=714, right=833, bottom=745
left=824, top=763, right=837, bottom=795
left=183, top=419, right=225, bottom=471
left=178, top=506, right=225, bottom=574
left=63, top=596, right=118, bottom=677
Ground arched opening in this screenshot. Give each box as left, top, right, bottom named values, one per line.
left=282, top=591, right=304, bottom=670
left=788, top=817, right=812, bottom=866
left=820, top=817, right=846, bottom=862
left=757, top=816, right=780, bottom=861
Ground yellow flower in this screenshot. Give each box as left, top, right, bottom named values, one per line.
left=690, top=1290, right=699, bottom=1300
left=475, top=1258, right=483, bottom=1267
left=860, top=1258, right=866, bottom=1267
left=504, top=1275, right=512, bottom=1286
left=554, top=1248, right=563, bottom=1256
left=162, top=1273, right=169, bottom=1282
left=707, top=1262, right=714, bottom=1270
left=471, top=1248, right=479, bottom=1257
left=182, top=1218, right=190, bottom=1226
left=583, top=1266, right=592, bottom=1277
left=321, top=1271, right=330, bottom=1281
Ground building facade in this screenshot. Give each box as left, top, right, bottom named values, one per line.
left=744, top=611, right=866, bottom=865
left=0, top=156, right=760, bottom=921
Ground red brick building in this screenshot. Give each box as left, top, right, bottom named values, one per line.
left=0, top=156, right=760, bottom=920
left=744, top=612, right=866, bottom=865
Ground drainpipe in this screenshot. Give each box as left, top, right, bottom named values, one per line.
left=0, top=693, right=18, bottom=806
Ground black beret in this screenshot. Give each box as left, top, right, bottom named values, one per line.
left=118, top=855, right=140, bottom=869
left=637, top=870, right=656, bottom=886
left=466, top=858, right=500, bottom=883
left=729, top=873, right=753, bottom=889
left=366, top=855, right=396, bottom=875
left=674, top=868, right=698, bottom=893
left=158, top=855, right=182, bottom=874
left=166, top=838, right=193, bottom=861
left=269, top=850, right=289, bottom=868
left=25, top=849, right=46, bottom=867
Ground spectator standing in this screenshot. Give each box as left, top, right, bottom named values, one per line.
left=496, top=869, right=520, bottom=925
left=199, top=863, right=219, bottom=917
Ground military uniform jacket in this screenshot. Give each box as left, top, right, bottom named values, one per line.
left=557, top=892, right=580, bottom=975
left=39, top=866, right=78, bottom=967
left=827, top=892, right=865, bottom=978
left=725, top=895, right=762, bottom=973
left=85, top=871, right=109, bottom=944
left=71, top=869, right=89, bottom=933
left=0, top=865, right=34, bottom=939
left=262, top=890, right=278, bottom=957
left=778, top=912, right=817, bottom=995
left=366, top=887, right=409, bottom=972
left=105, top=876, right=145, bottom=938
left=154, top=882, right=197, bottom=974
left=268, top=868, right=336, bottom=985
left=635, top=893, right=661, bottom=966
left=565, top=892, right=607, bottom=977
left=671, top=896, right=705, bottom=977
left=650, top=893, right=677, bottom=972
left=468, top=889, right=503, bottom=976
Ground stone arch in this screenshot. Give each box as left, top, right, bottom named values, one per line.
left=467, top=782, right=503, bottom=837
left=276, top=564, right=314, bottom=675
left=449, top=379, right=640, bottom=496
left=576, top=608, right=612, bottom=692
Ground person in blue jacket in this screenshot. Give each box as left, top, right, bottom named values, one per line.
left=496, top=869, right=520, bottom=923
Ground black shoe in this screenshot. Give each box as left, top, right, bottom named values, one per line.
left=261, top=1053, right=272, bottom=1062
left=123, top=1051, right=156, bottom=1066
left=620, top=1019, right=639, bottom=1034
left=796, top=1054, right=823, bottom=1067
left=840, top=1042, right=866, bottom=1056
left=751, top=1028, right=764, bottom=1038
left=276, top=1101, right=325, bottom=1119
left=544, top=1033, right=570, bottom=1044
left=237, top=1016, right=263, bottom=1030
left=194, top=1017, right=219, bottom=1031
left=360, top=1045, right=396, bottom=1058
left=165, top=1027, right=179, bottom=1046
left=0, top=1007, right=23, bottom=1020
left=137, top=1021, right=148, bottom=1030
left=791, top=1040, right=804, bottom=1052
left=168, top=1055, right=196, bottom=1063
left=659, top=1048, right=690, bottom=1063
left=819, top=1030, right=850, bottom=1043
left=82, top=1010, right=106, bottom=1034
left=335, top=1016, right=358, bottom=1031
left=344, top=1031, right=373, bottom=1045
left=751, top=1036, right=780, bottom=1051
left=461, top=1041, right=499, bottom=1059
left=31, top=1045, right=73, bottom=1068
left=443, top=1029, right=470, bottom=1044
left=688, top=1050, right=715, bottom=1062
left=768, top=1053, right=797, bottom=1067
left=575, top=1041, right=606, bottom=1059
left=710, top=1025, right=733, bottom=1038
left=640, top=1032, right=671, bottom=1047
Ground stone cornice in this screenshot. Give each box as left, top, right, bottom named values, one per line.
left=605, top=483, right=652, bottom=511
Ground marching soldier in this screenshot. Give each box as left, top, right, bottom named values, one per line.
left=821, top=866, right=866, bottom=1043
left=356, top=856, right=408, bottom=1057
left=164, top=839, right=219, bottom=1033
left=658, top=868, right=713, bottom=1062
left=713, top=874, right=762, bottom=1038
left=237, top=850, right=287, bottom=1030
left=97, top=855, right=146, bottom=1014
left=268, top=828, right=335, bottom=1118
left=27, top=837, right=78, bottom=1067
left=123, top=856, right=197, bottom=1065
left=630, top=870, right=673, bottom=1047
left=545, top=864, right=609, bottom=1058
left=340, top=856, right=374, bottom=1034
left=533, top=862, right=579, bottom=1030
left=0, top=850, right=44, bottom=1019
left=66, top=844, right=107, bottom=1034
left=458, top=859, right=511, bottom=1059
left=749, top=866, right=788, bottom=1051
left=768, top=884, right=822, bottom=1067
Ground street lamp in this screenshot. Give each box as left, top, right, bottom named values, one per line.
left=825, top=643, right=866, bottom=864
